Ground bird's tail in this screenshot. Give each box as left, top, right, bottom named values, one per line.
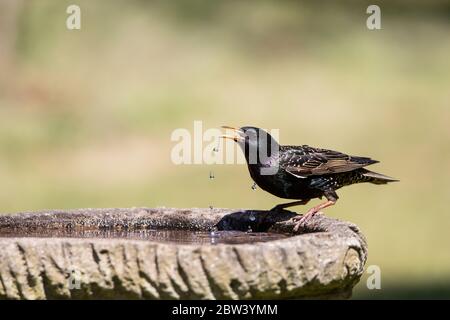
left=361, top=169, right=399, bottom=185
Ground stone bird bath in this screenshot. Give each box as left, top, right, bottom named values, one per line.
left=0, top=208, right=367, bottom=299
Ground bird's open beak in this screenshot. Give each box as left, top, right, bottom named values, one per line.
left=220, top=126, right=245, bottom=142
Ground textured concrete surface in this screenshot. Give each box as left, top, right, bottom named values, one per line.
left=0, top=208, right=367, bottom=299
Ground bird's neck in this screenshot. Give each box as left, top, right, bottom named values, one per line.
left=240, top=144, right=279, bottom=165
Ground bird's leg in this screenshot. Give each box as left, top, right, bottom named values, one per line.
left=270, top=199, right=310, bottom=212
left=293, top=200, right=336, bottom=232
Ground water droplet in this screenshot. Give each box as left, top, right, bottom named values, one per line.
left=249, top=214, right=256, bottom=222
left=251, top=183, right=257, bottom=190
left=247, top=225, right=253, bottom=233
left=209, top=205, right=214, bottom=210
left=213, top=139, right=220, bottom=152
left=210, top=226, right=218, bottom=238
left=209, top=171, right=215, bottom=179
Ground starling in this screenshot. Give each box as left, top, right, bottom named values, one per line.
left=221, top=126, right=398, bottom=231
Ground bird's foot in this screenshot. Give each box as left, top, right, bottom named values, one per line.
left=292, top=210, right=323, bottom=232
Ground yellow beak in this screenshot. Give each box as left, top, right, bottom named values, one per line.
left=220, top=126, right=245, bottom=142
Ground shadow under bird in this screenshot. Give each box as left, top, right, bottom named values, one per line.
left=221, top=126, right=398, bottom=231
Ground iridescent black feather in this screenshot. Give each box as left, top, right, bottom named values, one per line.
left=231, top=126, right=398, bottom=204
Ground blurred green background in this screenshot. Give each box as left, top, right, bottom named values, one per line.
left=0, top=0, right=449, bottom=299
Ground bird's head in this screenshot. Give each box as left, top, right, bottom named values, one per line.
left=221, top=126, right=279, bottom=164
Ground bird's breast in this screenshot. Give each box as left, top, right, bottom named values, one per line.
left=247, top=164, right=311, bottom=199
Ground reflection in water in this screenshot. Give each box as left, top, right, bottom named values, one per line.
left=0, top=229, right=289, bottom=245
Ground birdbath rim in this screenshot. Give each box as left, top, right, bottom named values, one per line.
left=0, top=207, right=368, bottom=300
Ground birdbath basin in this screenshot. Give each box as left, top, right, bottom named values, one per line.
left=0, top=208, right=367, bottom=299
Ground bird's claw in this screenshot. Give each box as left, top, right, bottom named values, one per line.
left=292, top=211, right=323, bottom=232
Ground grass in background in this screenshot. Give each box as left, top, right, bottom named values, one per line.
left=0, top=0, right=449, bottom=298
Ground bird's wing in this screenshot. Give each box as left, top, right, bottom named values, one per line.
left=281, top=145, right=378, bottom=178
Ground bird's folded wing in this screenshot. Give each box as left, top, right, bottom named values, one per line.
left=281, top=146, right=378, bottom=178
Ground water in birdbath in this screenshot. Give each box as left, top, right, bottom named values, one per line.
left=0, top=228, right=288, bottom=245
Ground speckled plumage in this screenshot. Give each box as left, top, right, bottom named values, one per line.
left=222, top=126, right=397, bottom=228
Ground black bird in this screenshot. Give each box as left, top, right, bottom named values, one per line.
left=221, top=126, right=398, bottom=230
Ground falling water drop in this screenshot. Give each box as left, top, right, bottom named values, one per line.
left=249, top=214, right=256, bottom=222
left=251, top=183, right=257, bottom=190
left=209, top=171, right=215, bottom=180
left=247, top=225, right=253, bottom=233
left=213, top=138, right=220, bottom=153
left=210, top=225, right=218, bottom=237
